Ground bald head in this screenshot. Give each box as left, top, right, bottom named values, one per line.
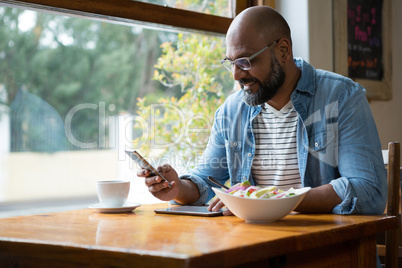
left=227, top=6, right=291, bottom=46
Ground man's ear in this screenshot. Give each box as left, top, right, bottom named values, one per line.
left=276, top=38, right=291, bottom=62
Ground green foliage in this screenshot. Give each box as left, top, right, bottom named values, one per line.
left=0, top=7, right=168, bottom=151
left=135, top=33, right=232, bottom=169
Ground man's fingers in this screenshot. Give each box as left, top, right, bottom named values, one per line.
left=207, top=198, right=233, bottom=216
left=144, top=176, right=161, bottom=187
left=147, top=179, right=170, bottom=193
left=208, top=198, right=226, bottom=212
left=137, top=168, right=153, bottom=177
left=222, top=208, right=233, bottom=216
left=207, top=197, right=220, bottom=211
left=159, top=163, right=172, bottom=172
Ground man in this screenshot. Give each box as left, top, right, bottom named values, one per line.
left=138, top=6, right=386, bottom=216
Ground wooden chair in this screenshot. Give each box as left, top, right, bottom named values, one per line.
left=377, top=141, right=401, bottom=268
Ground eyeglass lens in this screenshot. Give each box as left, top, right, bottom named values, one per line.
left=234, top=58, right=251, bottom=70
left=221, top=58, right=251, bottom=71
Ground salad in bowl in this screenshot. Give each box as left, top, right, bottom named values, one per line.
left=212, top=181, right=311, bottom=222
left=225, top=180, right=298, bottom=199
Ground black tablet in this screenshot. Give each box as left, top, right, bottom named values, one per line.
left=154, top=206, right=223, bottom=217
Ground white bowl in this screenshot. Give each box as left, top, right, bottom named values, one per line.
left=212, top=187, right=311, bottom=223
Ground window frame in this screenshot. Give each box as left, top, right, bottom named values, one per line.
left=0, top=0, right=237, bottom=35
left=0, top=0, right=275, bottom=35
left=0, top=0, right=276, bottom=35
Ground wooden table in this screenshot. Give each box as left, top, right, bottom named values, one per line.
left=0, top=203, right=397, bottom=268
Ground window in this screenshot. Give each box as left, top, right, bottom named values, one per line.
left=0, top=0, right=239, bottom=215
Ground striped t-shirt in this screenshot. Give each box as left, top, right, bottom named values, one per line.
left=251, top=101, right=302, bottom=190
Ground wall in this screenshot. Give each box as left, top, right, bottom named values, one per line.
left=276, top=0, right=309, bottom=60
left=369, top=0, right=402, bottom=149
left=278, top=0, right=402, bottom=151
left=2, top=150, right=118, bottom=202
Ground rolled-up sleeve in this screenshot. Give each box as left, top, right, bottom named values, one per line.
left=170, top=174, right=210, bottom=206
left=330, top=86, right=387, bottom=215
left=330, top=177, right=357, bottom=214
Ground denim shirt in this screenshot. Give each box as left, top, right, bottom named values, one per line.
left=180, top=58, right=387, bottom=215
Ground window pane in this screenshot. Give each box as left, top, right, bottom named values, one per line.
left=0, top=6, right=232, bottom=215
left=134, top=0, right=235, bottom=18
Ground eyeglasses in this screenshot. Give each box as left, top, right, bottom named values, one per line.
left=220, top=40, right=278, bottom=72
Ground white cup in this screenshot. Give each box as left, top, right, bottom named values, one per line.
left=96, top=180, right=130, bottom=207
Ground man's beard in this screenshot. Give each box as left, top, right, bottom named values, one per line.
left=241, top=55, right=285, bottom=107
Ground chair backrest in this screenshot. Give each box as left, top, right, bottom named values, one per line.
left=385, top=141, right=401, bottom=268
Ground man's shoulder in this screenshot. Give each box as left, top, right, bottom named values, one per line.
left=295, top=58, right=364, bottom=95
left=315, top=69, right=356, bottom=87
left=295, top=58, right=367, bottom=111
left=315, top=69, right=366, bottom=99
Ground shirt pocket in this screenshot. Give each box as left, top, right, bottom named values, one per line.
left=225, top=139, right=241, bottom=151
left=309, top=125, right=337, bottom=152
left=225, top=139, right=242, bottom=179
left=308, top=125, right=338, bottom=167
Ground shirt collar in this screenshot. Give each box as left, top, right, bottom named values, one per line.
left=294, top=57, right=316, bottom=95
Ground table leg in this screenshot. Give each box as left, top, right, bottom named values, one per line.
left=351, top=234, right=377, bottom=268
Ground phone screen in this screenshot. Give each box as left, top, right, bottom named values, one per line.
left=125, top=150, right=172, bottom=187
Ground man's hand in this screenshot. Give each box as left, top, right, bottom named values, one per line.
left=137, top=163, right=180, bottom=201
left=137, top=163, right=201, bottom=204
left=208, top=197, right=233, bottom=216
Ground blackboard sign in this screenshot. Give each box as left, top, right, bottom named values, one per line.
left=334, top=0, right=391, bottom=100
left=347, top=0, right=383, bottom=81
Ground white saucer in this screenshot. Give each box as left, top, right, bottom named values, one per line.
left=89, top=202, right=141, bottom=213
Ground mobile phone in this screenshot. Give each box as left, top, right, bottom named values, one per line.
left=125, top=150, right=172, bottom=188
left=154, top=206, right=223, bottom=217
